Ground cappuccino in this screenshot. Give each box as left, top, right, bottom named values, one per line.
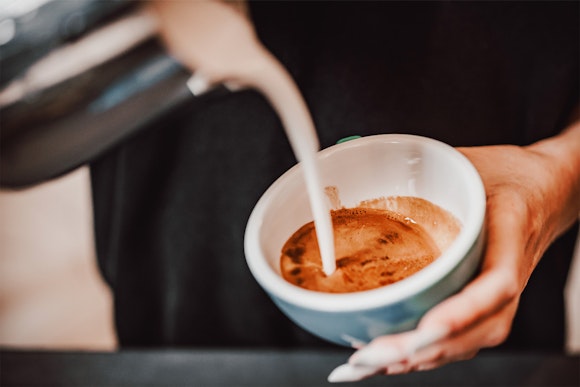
left=280, top=196, right=460, bottom=293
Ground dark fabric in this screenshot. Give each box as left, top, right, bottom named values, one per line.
left=90, top=1, right=579, bottom=349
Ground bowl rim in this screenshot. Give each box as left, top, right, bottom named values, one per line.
left=244, top=134, right=486, bottom=312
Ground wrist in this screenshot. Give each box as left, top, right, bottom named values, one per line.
left=527, top=120, right=580, bottom=237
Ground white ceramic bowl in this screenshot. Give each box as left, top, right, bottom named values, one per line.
left=244, top=134, right=486, bottom=346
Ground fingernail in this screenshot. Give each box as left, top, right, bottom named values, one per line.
left=186, top=72, right=211, bottom=96
left=416, top=363, right=434, bottom=372
left=340, top=334, right=368, bottom=349
left=327, top=363, right=381, bottom=383
left=386, top=362, right=407, bottom=374
left=407, top=326, right=450, bottom=354
left=349, top=345, right=405, bottom=368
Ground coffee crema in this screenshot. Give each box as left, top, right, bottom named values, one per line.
left=280, top=196, right=461, bottom=293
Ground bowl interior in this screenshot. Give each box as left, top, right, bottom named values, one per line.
left=245, top=134, right=485, bottom=311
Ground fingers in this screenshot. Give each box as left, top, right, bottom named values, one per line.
left=327, top=327, right=449, bottom=382
left=417, top=266, right=519, bottom=337
left=347, top=326, right=450, bottom=368
left=327, top=363, right=384, bottom=383
left=327, top=300, right=518, bottom=382
left=404, top=301, right=519, bottom=371
left=327, top=256, right=521, bottom=382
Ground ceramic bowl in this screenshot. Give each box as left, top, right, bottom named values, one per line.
left=244, top=134, right=486, bottom=346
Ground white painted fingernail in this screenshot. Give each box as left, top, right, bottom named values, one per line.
left=186, top=72, right=212, bottom=96
left=407, top=326, right=450, bottom=354
left=386, top=362, right=407, bottom=374
left=327, top=363, right=381, bottom=383
left=340, top=334, right=368, bottom=349
left=349, top=345, right=404, bottom=368
left=416, top=363, right=435, bottom=372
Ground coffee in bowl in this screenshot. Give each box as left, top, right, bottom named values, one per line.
left=281, top=195, right=461, bottom=293
left=245, top=134, right=486, bottom=346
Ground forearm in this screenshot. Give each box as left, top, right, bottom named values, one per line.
left=527, top=117, right=580, bottom=241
